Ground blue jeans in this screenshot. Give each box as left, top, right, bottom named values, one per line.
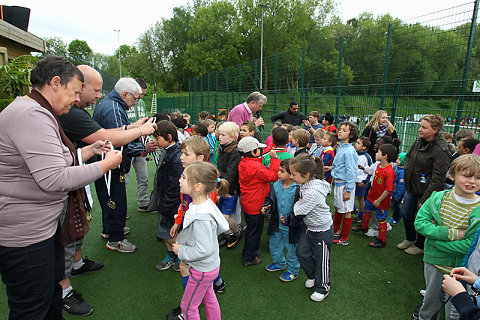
left=269, top=228, right=300, bottom=275
left=391, top=198, right=402, bottom=222
left=0, top=224, right=64, bottom=320
left=401, top=191, right=425, bottom=249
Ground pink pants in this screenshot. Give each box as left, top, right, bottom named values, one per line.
left=181, top=266, right=221, bottom=320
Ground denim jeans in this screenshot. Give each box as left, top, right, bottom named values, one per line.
left=401, top=191, right=425, bottom=248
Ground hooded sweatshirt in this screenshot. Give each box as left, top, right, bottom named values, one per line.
left=293, top=179, right=332, bottom=232
left=176, top=198, right=229, bottom=272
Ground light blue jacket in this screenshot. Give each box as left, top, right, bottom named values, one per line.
left=331, top=142, right=358, bottom=192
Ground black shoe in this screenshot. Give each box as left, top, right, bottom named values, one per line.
left=166, top=306, right=182, bottom=320
left=226, top=230, right=241, bottom=249
left=411, top=304, right=422, bottom=320
left=218, top=234, right=230, bottom=247
left=62, top=289, right=94, bottom=316
left=243, top=256, right=262, bottom=266
left=351, top=225, right=367, bottom=232
left=71, top=256, right=105, bottom=277
left=138, top=206, right=149, bottom=212
left=214, top=280, right=226, bottom=294
left=333, top=233, right=341, bottom=241
left=369, top=239, right=386, bottom=248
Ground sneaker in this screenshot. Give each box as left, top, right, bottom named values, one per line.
left=62, top=289, right=94, bottom=316
left=351, top=225, right=367, bottom=232
left=243, top=256, right=262, bottom=266
left=265, top=263, right=285, bottom=272
left=227, top=230, right=242, bottom=249
left=156, top=255, right=176, bottom=271
left=369, top=239, right=386, bottom=248
left=405, top=245, right=424, bottom=255
left=396, top=240, right=416, bottom=250
left=214, top=281, right=226, bottom=294
left=172, top=259, right=180, bottom=272
left=305, top=279, right=315, bottom=289
left=411, top=304, right=422, bottom=320
left=333, top=233, right=341, bottom=241
left=419, top=289, right=426, bottom=297
left=71, top=256, right=104, bottom=277
left=333, top=238, right=349, bottom=246
left=387, top=222, right=392, bottom=231
left=100, top=227, right=130, bottom=239
left=387, top=217, right=400, bottom=225
left=279, top=272, right=298, bottom=282
left=218, top=234, right=230, bottom=248
left=138, top=206, right=149, bottom=212
left=364, top=229, right=378, bottom=237
left=354, top=217, right=363, bottom=224
left=106, top=239, right=136, bottom=253
left=166, top=306, right=182, bottom=320
left=310, top=291, right=329, bottom=302
left=126, top=214, right=130, bottom=220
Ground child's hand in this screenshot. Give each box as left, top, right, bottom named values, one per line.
left=324, top=166, right=332, bottom=172
left=458, top=230, right=466, bottom=240
left=343, top=191, right=351, bottom=201
left=358, top=165, right=365, bottom=170
left=269, top=149, right=277, bottom=159
left=172, top=243, right=181, bottom=255
left=280, top=216, right=286, bottom=224
left=358, top=182, right=365, bottom=188
left=170, top=224, right=180, bottom=238
left=450, top=267, right=479, bottom=285
left=372, top=200, right=380, bottom=208
left=442, top=275, right=466, bottom=297
left=261, top=205, right=271, bottom=215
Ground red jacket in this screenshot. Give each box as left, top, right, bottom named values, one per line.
left=239, top=157, right=280, bottom=215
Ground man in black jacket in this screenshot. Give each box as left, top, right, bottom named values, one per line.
left=271, top=101, right=307, bottom=126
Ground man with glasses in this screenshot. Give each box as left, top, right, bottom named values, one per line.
left=271, top=101, right=307, bottom=126
left=93, top=78, right=152, bottom=254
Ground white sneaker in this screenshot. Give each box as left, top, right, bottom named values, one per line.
left=387, top=222, right=392, bottom=231
left=106, top=239, right=136, bottom=253
left=305, top=279, right=315, bottom=289
left=364, top=229, right=378, bottom=237
left=100, top=227, right=130, bottom=239
left=310, top=291, right=329, bottom=302
left=420, top=289, right=426, bottom=297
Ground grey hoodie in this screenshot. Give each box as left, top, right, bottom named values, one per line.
left=177, top=198, right=229, bottom=272
left=293, top=179, right=332, bottom=232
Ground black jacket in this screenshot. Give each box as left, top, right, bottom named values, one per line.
left=217, top=141, right=241, bottom=195
left=404, top=133, right=452, bottom=204
left=271, top=109, right=307, bottom=126
left=264, top=183, right=303, bottom=244
left=361, top=126, right=398, bottom=160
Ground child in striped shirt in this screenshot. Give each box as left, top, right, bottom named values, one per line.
left=414, top=154, right=480, bottom=320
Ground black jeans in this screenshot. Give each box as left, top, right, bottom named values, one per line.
left=242, top=212, right=265, bottom=263
left=0, top=223, right=64, bottom=320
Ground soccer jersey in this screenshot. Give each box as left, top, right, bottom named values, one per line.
left=367, top=163, right=395, bottom=210
left=320, top=146, right=335, bottom=183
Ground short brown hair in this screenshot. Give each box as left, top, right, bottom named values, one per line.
left=203, top=119, right=216, bottom=128
left=180, top=136, right=210, bottom=160
left=357, top=136, right=371, bottom=149
left=339, top=121, right=359, bottom=143
left=455, top=129, right=476, bottom=141
left=282, top=124, right=294, bottom=132
left=198, top=111, right=210, bottom=120
left=309, top=111, right=320, bottom=118
left=421, top=114, right=444, bottom=132
left=324, top=131, right=338, bottom=146
left=241, top=121, right=256, bottom=133
left=450, top=154, right=480, bottom=177
left=292, top=129, right=310, bottom=148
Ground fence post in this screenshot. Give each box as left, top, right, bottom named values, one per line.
left=207, top=73, right=210, bottom=111
left=254, top=59, right=258, bottom=91
left=301, top=46, right=306, bottom=114
left=188, top=77, right=191, bottom=115
left=200, top=75, right=203, bottom=111
left=391, top=78, right=400, bottom=126
left=238, top=64, right=242, bottom=101
left=194, top=77, right=197, bottom=115
left=305, top=85, right=309, bottom=112
left=455, top=0, right=479, bottom=136
left=274, top=54, right=278, bottom=115
left=336, top=36, right=344, bottom=120
left=226, top=67, right=229, bottom=110
left=215, top=71, right=219, bottom=110
left=381, top=24, right=392, bottom=109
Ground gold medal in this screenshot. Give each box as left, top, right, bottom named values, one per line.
left=107, top=199, right=116, bottom=209
left=119, top=174, right=125, bottom=183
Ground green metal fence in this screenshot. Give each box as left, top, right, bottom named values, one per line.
left=157, top=1, right=480, bottom=149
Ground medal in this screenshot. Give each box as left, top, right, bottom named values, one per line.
left=102, top=140, right=115, bottom=210
left=119, top=174, right=125, bottom=183
left=107, top=199, right=116, bottom=209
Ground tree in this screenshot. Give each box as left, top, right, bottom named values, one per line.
left=43, top=37, right=68, bottom=57
left=68, top=39, right=93, bottom=65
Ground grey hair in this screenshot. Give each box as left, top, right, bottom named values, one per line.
left=114, top=77, right=142, bottom=95
left=246, top=91, right=267, bottom=104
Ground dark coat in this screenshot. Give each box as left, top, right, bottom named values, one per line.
left=217, top=141, right=241, bottom=195
left=404, top=133, right=452, bottom=204
left=264, top=183, right=303, bottom=244
left=361, top=126, right=398, bottom=160
left=271, top=109, right=307, bottom=126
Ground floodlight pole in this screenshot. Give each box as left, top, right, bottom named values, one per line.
left=114, top=29, right=122, bottom=78
left=258, top=3, right=268, bottom=91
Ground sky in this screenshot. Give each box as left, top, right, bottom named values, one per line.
left=2, top=0, right=473, bottom=55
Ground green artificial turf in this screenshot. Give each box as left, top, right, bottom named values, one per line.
left=0, top=159, right=426, bottom=319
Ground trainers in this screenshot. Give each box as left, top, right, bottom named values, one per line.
left=411, top=304, right=422, bottom=320
left=364, top=229, right=378, bottom=237
left=305, top=278, right=315, bottom=289
left=387, top=217, right=400, bottom=225
left=100, top=227, right=130, bottom=239
left=62, top=289, right=94, bottom=316
left=419, top=289, right=426, bottom=297
left=218, top=234, right=230, bottom=247
left=138, top=206, right=149, bottom=212
left=214, top=281, right=226, bottom=294
left=405, top=245, right=424, bottom=255
left=279, top=272, right=298, bottom=282
left=265, top=263, right=285, bottom=272
left=396, top=240, right=416, bottom=250
left=333, top=238, right=349, bottom=245
left=227, top=230, right=242, bottom=249
left=387, top=222, right=392, bottom=231
left=333, top=233, right=341, bottom=241
left=243, top=256, right=262, bottom=266
left=156, top=254, right=176, bottom=270
left=106, top=239, right=136, bottom=253
left=172, top=259, right=180, bottom=272
left=166, top=306, right=184, bottom=320
left=310, top=291, right=329, bottom=302
left=351, top=225, right=367, bottom=232
left=71, top=256, right=104, bottom=277
left=369, top=239, right=386, bottom=248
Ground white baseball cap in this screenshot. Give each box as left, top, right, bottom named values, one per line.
left=237, top=136, right=267, bottom=153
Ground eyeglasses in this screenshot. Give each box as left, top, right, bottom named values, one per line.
left=127, top=92, right=140, bottom=102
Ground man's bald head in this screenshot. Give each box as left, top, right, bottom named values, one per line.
left=77, top=65, right=103, bottom=108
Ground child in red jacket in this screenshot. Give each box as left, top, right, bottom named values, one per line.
left=238, top=137, right=280, bottom=266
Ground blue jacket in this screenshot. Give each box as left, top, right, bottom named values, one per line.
left=392, top=166, right=406, bottom=201
left=331, top=142, right=358, bottom=192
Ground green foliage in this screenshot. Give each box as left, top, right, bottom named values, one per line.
left=68, top=39, right=93, bottom=66
left=0, top=55, right=39, bottom=100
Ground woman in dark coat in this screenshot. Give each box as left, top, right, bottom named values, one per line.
left=362, top=110, right=398, bottom=160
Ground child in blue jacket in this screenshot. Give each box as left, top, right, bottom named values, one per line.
left=388, top=152, right=406, bottom=225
